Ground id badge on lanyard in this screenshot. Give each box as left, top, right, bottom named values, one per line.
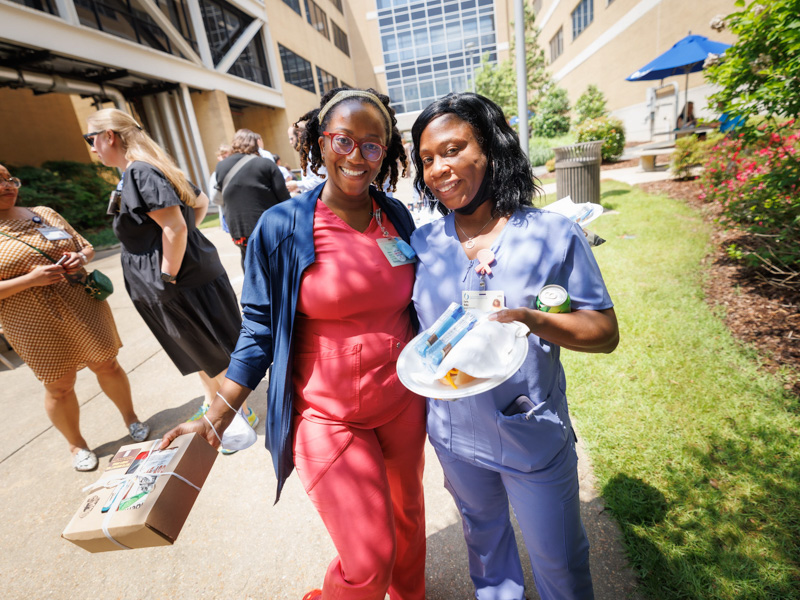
left=373, top=209, right=416, bottom=267
left=462, top=248, right=504, bottom=311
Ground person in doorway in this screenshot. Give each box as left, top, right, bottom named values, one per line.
left=214, top=129, right=290, bottom=271
left=677, top=101, right=697, bottom=129
left=410, top=93, right=619, bottom=600
left=160, top=88, right=425, bottom=600
left=0, top=163, right=148, bottom=471
left=84, top=109, right=257, bottom=446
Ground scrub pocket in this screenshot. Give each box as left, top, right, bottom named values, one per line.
left=495, top=389, right=570, bottom=472
left=293, top=342, right=362, bottom=420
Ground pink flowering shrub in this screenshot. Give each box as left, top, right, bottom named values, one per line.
left=700, top=120, right=800, bottom=282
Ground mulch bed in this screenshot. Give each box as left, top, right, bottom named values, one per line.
left=630, top=175, right=800, bottom=397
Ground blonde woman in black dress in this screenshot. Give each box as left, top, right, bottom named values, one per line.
left=85, top=109, right=257, bottom=435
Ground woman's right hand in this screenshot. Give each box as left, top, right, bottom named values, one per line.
left=159, top=419, right=222, bottom=451
left=26, top=264, right=66, bottom=287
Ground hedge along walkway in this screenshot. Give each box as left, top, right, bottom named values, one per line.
left=554, top=182, right=800, bottom=600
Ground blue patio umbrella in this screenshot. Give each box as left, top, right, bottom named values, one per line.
left=626, top=34, right=731, bottom=123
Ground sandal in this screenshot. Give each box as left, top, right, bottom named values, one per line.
left=302, top=591, right=322, bottom=600
left=128, top=422, right=151, bottom=442
left=73, top=448, right=98, bottom=472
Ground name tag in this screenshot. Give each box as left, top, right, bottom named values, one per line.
left=462, top=290, right=505, bottom=312
left=36, top=226, right=72, bottom=241
left=376, top=238, right=416, bottom=267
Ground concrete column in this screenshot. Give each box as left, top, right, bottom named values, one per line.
left=156, top=91, right=191, bottom=176
left=189, top=89, right=236, bottom=170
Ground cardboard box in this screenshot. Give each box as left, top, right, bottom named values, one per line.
left=62, top=433, right=216, bottom=553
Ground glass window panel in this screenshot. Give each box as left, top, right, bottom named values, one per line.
left=395, top=12, right=409, bottom=23
left=406, top=100, right=421, bottom=112
left=435, top=78, right=450, bottom=95
left=411, top=10, right=425, bottom=19
left=278, top=44, right=315, bottom=93
left=443, top=1, right=458, bottom=12
left=405, top=84, right=420, bottom=100
left=427, top=6, right=441, bottom=15
left=419, top=81, right=434, bottom=99
left=379, top=16, right=393, bottom=26
left=433, top=61, right=448, bottom=72
left=383, top=35, right=397, bottom=52
left=480, top=33, right=495, bottom=45
left=282, top=0, right=301, bottom=14
left=451, top=74, right=466, bottom=91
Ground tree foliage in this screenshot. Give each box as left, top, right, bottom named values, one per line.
left=531, top=86, right=571, bottom=138
left=574, top=84, right=608, bottom=125
left=475, top=2, right=548, bottom=119
left=705, top=0, right=800, bottom=136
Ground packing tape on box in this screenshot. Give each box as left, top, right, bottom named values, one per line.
left=82, top=439, right=203, bottom=550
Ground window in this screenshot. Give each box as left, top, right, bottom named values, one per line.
left=332, top=21, right=350, bottom=56
left=304, top=0, right=330, bottom=39
left=316, top=66, right=339, bottom=94
left=76, top=0, right=199, bottom=59
left=571, top=0, right=593, bottom=39
left=229, top=34, right=272, bottom=86
left=282, top=0, right=301, bottom=15
left=9, top=0, right=56, bottom=14
left=279, top=44, right=316, bottom=93
left=549, top=27, right=563, bottom=63
left=329, top=0, right=342, bottom=13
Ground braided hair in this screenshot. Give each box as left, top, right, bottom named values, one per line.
left=295, top=87, right=407, bottom=192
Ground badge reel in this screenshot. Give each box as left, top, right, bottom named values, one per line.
left=36, top=226, right=72, bottom=241
left=374, top=208, right=416, bottom=267
left=462, top=248, right=504, bottom=312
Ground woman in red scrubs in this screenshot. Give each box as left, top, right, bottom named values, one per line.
left=161, top=88, right=425, bottom=600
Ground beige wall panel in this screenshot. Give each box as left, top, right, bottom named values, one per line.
left=345, top=0, right=382, bottom=91
left=536, top=0, right=737, bottom=138
left=268, top=0, right=356, bottom=93
left=191, top=89, right=236, bottom=170
left=0, top=88, right=92, bottom=167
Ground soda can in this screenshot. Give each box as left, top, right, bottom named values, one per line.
left=535, top=285, right=571, bottom=313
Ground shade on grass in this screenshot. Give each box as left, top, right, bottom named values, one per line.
left=547, top=182, right=800, bottom=600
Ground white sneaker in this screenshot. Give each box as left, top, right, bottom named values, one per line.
left=73, top=448, right=98, bottom=472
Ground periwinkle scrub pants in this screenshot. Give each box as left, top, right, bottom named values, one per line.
left=435, top=440, right=594, bottom=600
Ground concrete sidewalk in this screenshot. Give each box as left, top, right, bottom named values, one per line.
left=0, top=178, right=648, bottom=598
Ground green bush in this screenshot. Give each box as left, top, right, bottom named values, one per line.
left=574, top=117, right=626, bottom=161
left=528, top=141, right=555, bottom=167
left=531, top=86, right=571, bottom=138
left=671, top=132, right=724, bottom=180
left=527, top=133, right=577, bottom=166
left=700, top=120, right=800, bottom=283
left=574, top=84, right=608, bottom=125
left=11, top=161, right=118, bottom=232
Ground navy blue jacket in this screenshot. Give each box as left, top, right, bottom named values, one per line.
left=226, top=183, right=418, bottom=502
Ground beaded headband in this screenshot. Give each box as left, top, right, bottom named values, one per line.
left=317, top=90, right=392, bottom=133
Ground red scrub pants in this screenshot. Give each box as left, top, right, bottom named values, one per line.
left=292, top=399, right=426, bottom=600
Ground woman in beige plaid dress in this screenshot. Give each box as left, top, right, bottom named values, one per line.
left=0, top=164, right=149, bottom=471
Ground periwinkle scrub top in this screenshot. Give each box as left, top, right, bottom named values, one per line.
left=410, top=208, right=613, bottom=473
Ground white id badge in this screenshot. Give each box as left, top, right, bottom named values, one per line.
left=376, top=238, right=416, bottom=266
left=462, top=290, right=505, bottom=312
left=36, top=226, right=73, bottom=241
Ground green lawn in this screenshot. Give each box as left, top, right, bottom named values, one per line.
left=548, top=182, right=800, bottom=599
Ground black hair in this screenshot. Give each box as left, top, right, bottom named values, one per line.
left=295, top=87, right=407, bottom=192
left=410, top=92, right=539, bottom=215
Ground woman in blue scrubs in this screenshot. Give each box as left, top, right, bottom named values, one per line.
left=410, top=93, right=619, bottom=600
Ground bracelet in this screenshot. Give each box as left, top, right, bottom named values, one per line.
left=77, top=251, right=88, bottom=264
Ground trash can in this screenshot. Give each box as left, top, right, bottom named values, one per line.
left=553, top=140, right=603, bottom=204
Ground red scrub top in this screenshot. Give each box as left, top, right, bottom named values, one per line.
left=292, top=199, right=418, bottom=427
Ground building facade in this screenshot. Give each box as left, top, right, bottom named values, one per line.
left=533, top=0, right=737, bottom=141
left=345, top=0, right=513, bottom=130
left=0, top=0, right=356, bottom=182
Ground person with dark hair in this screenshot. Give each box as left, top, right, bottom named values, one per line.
left=214, top=128, right=290, bottom=270
left=160, top=88, right=425, bottom=600
left=410, top=92, right=619, bottom=600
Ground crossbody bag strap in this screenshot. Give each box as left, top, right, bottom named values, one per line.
left=0, top=229, right=57, bottom=263
left=219, top=154, right=257, bottom=196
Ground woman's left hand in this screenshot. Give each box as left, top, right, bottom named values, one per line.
left=490, top=306, right=619, bottom=354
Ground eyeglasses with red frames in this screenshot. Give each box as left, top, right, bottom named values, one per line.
left=322, top=132, right=387, bottom=162
left=83, top=131, right=106, bottom=148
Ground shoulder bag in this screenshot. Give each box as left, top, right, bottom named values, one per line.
left=0, top=230, right=113, bottom=301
